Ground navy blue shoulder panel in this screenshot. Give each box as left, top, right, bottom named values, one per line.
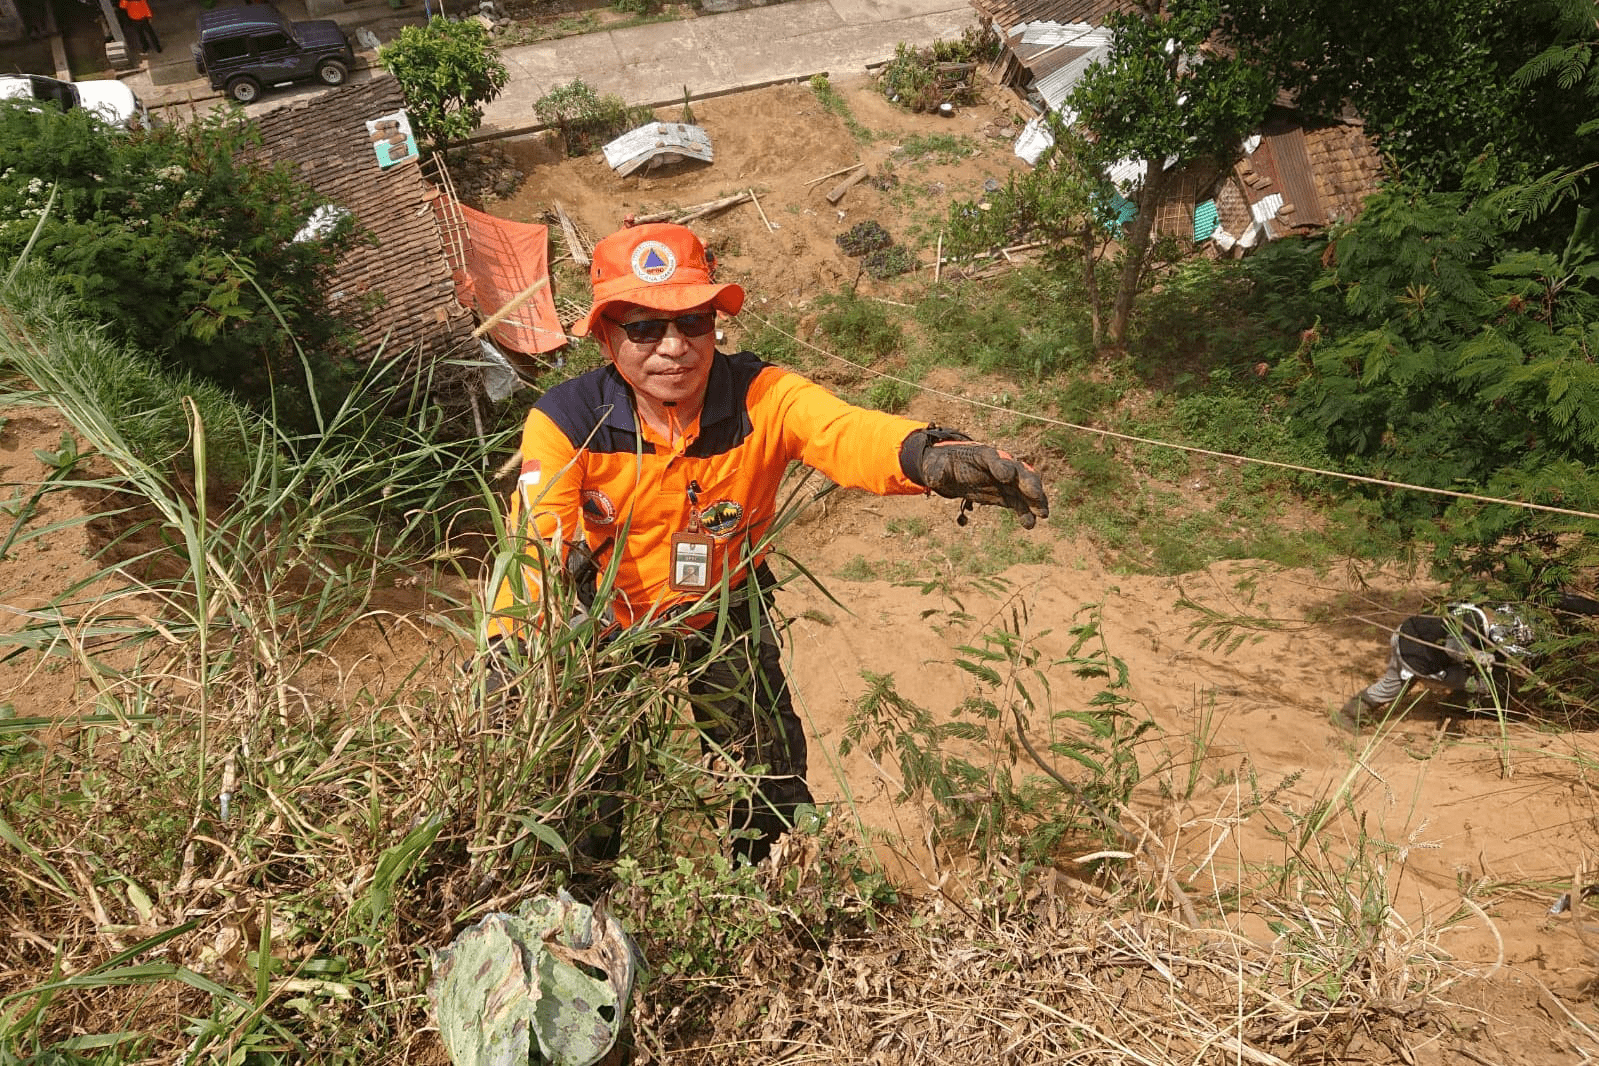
left=534, top=365, right=649, bottom=455
left=689, top=350, right=769, bottom=459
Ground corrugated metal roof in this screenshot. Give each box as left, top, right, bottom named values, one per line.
left=1260, top=123, right=1323, bottom=227
left=1250, top=192, right=1284, bottom=224
left=603, top=122, right=713, bottom=177
left=1013, top=20, right=1108, bottom=46
left=1032, top=40, right=1112, bottom=111
left=969, top=0, right=1134, bottom=35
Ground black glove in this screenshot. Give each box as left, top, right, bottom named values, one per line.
left=561, top=538, right=615, bottom=631
left=901, top=427, right=1050, bottom=529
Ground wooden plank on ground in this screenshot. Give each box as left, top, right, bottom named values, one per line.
left=825, top=167, right=870, bottom=205
left=553, top=201, right=589, bottom=266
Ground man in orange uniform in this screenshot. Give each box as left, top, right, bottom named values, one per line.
left=492, top=222, right=1048, bottom=865
left=119, top=0, right=161, bottom=53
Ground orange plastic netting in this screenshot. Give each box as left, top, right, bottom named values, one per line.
left=438, top=196, right=567, bottom=355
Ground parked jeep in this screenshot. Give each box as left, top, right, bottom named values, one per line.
left=191, top=4, right=356, bottom=105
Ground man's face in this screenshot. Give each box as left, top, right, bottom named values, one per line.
left=599, top=302, right=717, bottom=410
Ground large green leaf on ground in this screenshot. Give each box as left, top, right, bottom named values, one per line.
left=428, top=893, right=640, bottom=1066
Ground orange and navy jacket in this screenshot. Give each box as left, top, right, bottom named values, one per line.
left=489, top=350, right=928, bottom=633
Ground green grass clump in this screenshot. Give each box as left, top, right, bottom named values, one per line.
left=809, top=74, right=873, bottom=144
left=914, top=270, right=1092, bottom=378
left=814, top=291, right=902, bottom=362
left=897, top=133, right=979, bottom=165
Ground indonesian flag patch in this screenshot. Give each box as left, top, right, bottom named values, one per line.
left=518, top=459, right=541, bottom=486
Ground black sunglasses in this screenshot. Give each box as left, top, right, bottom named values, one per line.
left=609, top=311, right=717, bottom=344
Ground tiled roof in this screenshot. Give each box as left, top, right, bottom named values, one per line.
left=969, top=0, right=1134, bottom=35
left=1303, top=121, right=1385, bottom=225
left=251, top=76, right=475, bottom=366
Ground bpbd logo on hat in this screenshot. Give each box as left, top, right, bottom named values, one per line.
left=630, top=241, right=677, bottom=284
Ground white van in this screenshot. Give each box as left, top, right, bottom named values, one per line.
left=0, top=74, right=152, bottom=131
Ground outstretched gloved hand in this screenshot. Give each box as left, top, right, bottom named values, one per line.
left=905, top=427, right=1050, bottom=528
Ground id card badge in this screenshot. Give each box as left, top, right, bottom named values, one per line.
left=669, top=531, right=714, bottom=593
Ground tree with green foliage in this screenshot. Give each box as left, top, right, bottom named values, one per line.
left=379, top=16, right=510, bottom=155
left=0, top=101, right=358, bottom=425
left=533, top=79, right=655, bottom=157
left=1216, top=0, right=1594, bottom=188
left=943, top=114, right=1113, bottom=345
left=1278, top=160, right=1599, bottom=598
left=1067, top=0, right=1272, bottom=347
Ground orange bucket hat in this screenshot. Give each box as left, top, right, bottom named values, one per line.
left=572, top=223, right=745, bottom=338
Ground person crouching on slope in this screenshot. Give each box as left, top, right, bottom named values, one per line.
left=488, top=222, right=1050, bottom=867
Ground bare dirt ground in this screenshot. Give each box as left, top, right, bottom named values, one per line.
left=6, top=74, right=1599, bottom=1061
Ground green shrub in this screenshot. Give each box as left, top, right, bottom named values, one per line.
left=534, top=79, right=656, bottom=156
left=814, top=292, right=902, bottom=360
left=0, top=105, right=360, bottom=429
left=864, top=376, right=914, bottom=412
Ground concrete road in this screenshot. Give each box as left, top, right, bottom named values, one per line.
left=482, top=0, right=977, bottom=137
left=127, top=0, right=977, bottom=135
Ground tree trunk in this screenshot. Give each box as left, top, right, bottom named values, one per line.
left=1081, top=217, right=1103, bottom=347
left=1109, top=158, right=1170, bottom=347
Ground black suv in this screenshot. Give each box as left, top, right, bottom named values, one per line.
left=192, top=4, right=356, bottom=104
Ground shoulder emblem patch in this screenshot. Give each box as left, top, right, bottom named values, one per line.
left=581, top=490, right=618, bottom=526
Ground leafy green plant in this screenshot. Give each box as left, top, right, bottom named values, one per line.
left=0, top=107, right=360, bottom=426
left=862, top=245, right=916, bottom=279
left=864, top=376, right=914, bottom=413
left=842, top=601, right=1154, bottom=862
left=878, top=43, right=940, bottom=112
left=31, top=430, right=81, bottom=474
left=813, top=291, right=902, bottom=361
left=836, top=219, right=894, bottom=257
left=533, top=79, right=657, bottom=156
left=379, top=16, right=511, bottom=155
left=808, top=74, right=873, bottom=143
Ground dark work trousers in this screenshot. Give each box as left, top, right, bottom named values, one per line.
left=127, top=15, right=160, bottom=53
left=571, top=587, right=814, bottom=867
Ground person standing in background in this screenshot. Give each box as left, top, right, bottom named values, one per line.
left=119, top=0, right=161, bottom=54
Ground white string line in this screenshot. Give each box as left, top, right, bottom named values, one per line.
left=743, top=309, right=1599, bottom=524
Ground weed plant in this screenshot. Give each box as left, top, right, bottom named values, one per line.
left=896, top=133, right=979, bottom=165
left=813, top=292, right=902, bottom=362
left=842, top=599, right=1153, bottom=863
left=734, top=309, right=806, bottom=370
left=808, top=74, right=874, bottom=144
